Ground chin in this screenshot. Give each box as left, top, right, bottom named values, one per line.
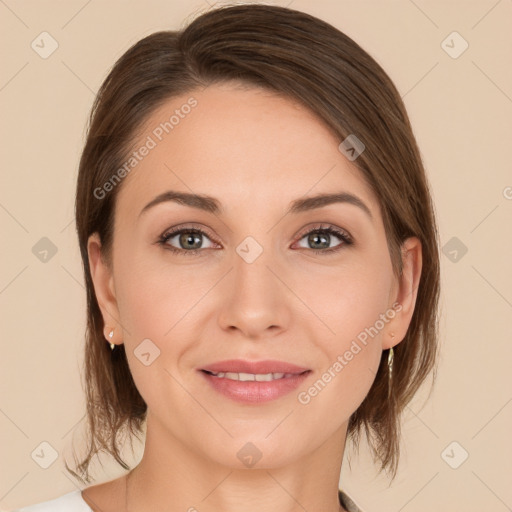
left=197, top=431, right=306, bottom=470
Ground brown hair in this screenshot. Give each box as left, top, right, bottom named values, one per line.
left=69, top=3, right=440, bottom=484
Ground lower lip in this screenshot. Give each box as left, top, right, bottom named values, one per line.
left=199, top=370, right=311, bottom=404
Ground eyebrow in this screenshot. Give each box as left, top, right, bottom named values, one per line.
left=138, top=190, right=373, bottom=220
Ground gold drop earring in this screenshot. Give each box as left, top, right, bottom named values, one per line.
left=388, top=332, right=395, bottom=397
left=108, top=327, right=115, bottom=350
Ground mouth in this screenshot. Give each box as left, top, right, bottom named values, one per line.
left=198, top=360, right=312, bottom=404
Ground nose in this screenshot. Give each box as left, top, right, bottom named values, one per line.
left=216, top=248, right=291, bottom=339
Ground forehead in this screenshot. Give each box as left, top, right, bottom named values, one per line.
left=115, top=83, right=378, bottom=221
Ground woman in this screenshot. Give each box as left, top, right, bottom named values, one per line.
left=14, top=3, right=439, bottom=512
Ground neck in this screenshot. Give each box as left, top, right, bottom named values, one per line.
left=124, top=414, right=348, bottom=512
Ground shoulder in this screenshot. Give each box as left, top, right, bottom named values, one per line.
left=11, top=490, right=92, bottom=512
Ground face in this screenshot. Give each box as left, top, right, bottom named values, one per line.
left=88, top=82, right=420, bottom=470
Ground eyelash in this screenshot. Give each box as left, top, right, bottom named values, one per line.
left=157, top=223, right=353, bottom=257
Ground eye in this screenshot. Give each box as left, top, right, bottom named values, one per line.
left=157, top=223, right=353, bottom=257
left=158, top=225, right=217, bottom=256
left=293, top=224, right=353, bottom=254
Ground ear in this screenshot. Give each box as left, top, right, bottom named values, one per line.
left=383, top=236, right=422, bottom=350
left=87, top=232, right=122, bottom=347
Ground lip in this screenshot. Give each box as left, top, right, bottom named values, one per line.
left=198, top=359, right=311, bottom=404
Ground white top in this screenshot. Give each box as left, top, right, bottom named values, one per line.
left=11, top=490, right=92, bottom=511
left=12, top=488, right=362, bottom=512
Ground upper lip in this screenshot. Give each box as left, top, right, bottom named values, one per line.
left=200, top=359, right=310, bottom=374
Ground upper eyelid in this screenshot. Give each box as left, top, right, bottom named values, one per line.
left=161, top=223, right=217, bottom=241
left=295, top=223, right=351, bottom=239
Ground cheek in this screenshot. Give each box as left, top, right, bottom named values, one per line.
left=112, top=253, right=210, bottom=392
left=295, top=255, right=394, bottom=346
left=295, top=258, right=392, bottom=405
left=115, top=263, right=191, bottom=416
left=113, top=250, right=193, bottom=338
left=295, top=272, right=388, bottom=424
left=296, top=345, right=382, bottom=436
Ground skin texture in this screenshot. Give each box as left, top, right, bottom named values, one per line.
left=85, top=82, right=422, bottom=512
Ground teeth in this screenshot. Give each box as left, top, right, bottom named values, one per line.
left=238, top=372, right=255, bottom=381
left=208, top=371, right=288, bottom=381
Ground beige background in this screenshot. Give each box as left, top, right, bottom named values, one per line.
left=1, top=0, right=511, bottom=511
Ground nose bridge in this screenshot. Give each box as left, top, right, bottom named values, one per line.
left=234, top=240, right=276, bottom=298
left=217, top=234, right=289, bottom=336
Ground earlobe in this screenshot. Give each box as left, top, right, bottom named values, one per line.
left=385, top=237, right=422, bottom=349
left=87, top=233, right=121, bottom=338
